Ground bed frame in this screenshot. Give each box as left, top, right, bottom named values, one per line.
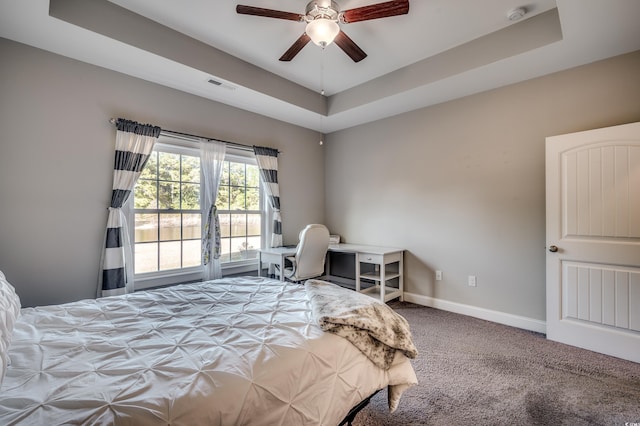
left=339, top=389, right=381, bottom=426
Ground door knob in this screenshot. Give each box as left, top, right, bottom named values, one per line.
left=548, top=245, right=558, bottom=253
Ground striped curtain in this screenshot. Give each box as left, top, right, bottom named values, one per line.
left=98, top=118, right=161, bottom=298
left=253, top=146, right=282, bottom=247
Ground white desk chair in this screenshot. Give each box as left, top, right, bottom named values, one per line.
left=281, top=224, right=330, bottom=282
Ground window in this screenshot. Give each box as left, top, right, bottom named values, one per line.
left=131, top=141, right=262, bottom=286
left=133, top=146, right=202, bottom=274
left=216, top=156, right=261, bottom=262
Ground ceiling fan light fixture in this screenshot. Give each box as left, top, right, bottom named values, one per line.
left=236, top=0, right=409, bottom=61
left=306, top=18, right=340, bottom=47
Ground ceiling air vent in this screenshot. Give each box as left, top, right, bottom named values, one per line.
left=207, top=77, right=236, bottom=91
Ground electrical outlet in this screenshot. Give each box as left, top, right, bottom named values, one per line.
left=468, top=275, right=477, bottom=287
left=435, top=270, right=442, bottom=281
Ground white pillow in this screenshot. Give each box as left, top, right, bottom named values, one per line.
left=0, top=271, right=21, bottom=385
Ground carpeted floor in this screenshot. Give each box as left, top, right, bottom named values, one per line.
left=353, top=302, right=640, bottom=426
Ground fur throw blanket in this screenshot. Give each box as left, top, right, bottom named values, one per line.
left=305, top=280, right=418, bottom=370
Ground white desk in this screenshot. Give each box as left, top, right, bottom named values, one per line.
left=257, top=246, right=296, bottom=282
left=258, top=243, right=404, bottom=303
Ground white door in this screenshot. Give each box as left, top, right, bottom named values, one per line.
left=546, top=122, right=640, bottom=363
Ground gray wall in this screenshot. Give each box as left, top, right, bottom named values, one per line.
left=2, top=35, right=639, bottom=323
left=0, top=38, right=324, bottom=307
left=324, top=50, right=640, bottom=321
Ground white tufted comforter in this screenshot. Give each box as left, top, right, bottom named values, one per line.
left=0, top=276, right=417, bottom=425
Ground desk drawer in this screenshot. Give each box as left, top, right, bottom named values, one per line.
left=359, top=253, right=383, bottom=264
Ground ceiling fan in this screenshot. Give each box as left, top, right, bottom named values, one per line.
left=236, top=0, right=410, bottom=62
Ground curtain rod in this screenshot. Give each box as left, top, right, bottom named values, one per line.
left=108, top=118, right=275, bottom=153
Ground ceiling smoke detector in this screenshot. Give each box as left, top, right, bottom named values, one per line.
left=507, top=7, right=527, bottom=21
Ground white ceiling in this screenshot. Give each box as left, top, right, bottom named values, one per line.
left=1, top=0, right=639, bottom=133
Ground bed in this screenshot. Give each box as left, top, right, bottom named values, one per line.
left=0, top=273, right=417, bottom=425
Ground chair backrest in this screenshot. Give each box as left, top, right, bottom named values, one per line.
left=292, top=224, right=330, bottom=281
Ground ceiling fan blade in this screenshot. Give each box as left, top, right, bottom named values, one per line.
left=341, top=0, right=409, bottom=23
left=334, top=31, right=367, bottom=62
left=236, top=5, right=304, bottom=21
left=279, top=33, right=311, bottom=61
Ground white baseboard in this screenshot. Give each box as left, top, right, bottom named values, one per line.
left=403, top=292, right=547, bottom=334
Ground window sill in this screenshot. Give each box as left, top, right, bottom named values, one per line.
left=134, top=260, right=260, bottom=291
left=134, top=268, right=204, bottom=291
